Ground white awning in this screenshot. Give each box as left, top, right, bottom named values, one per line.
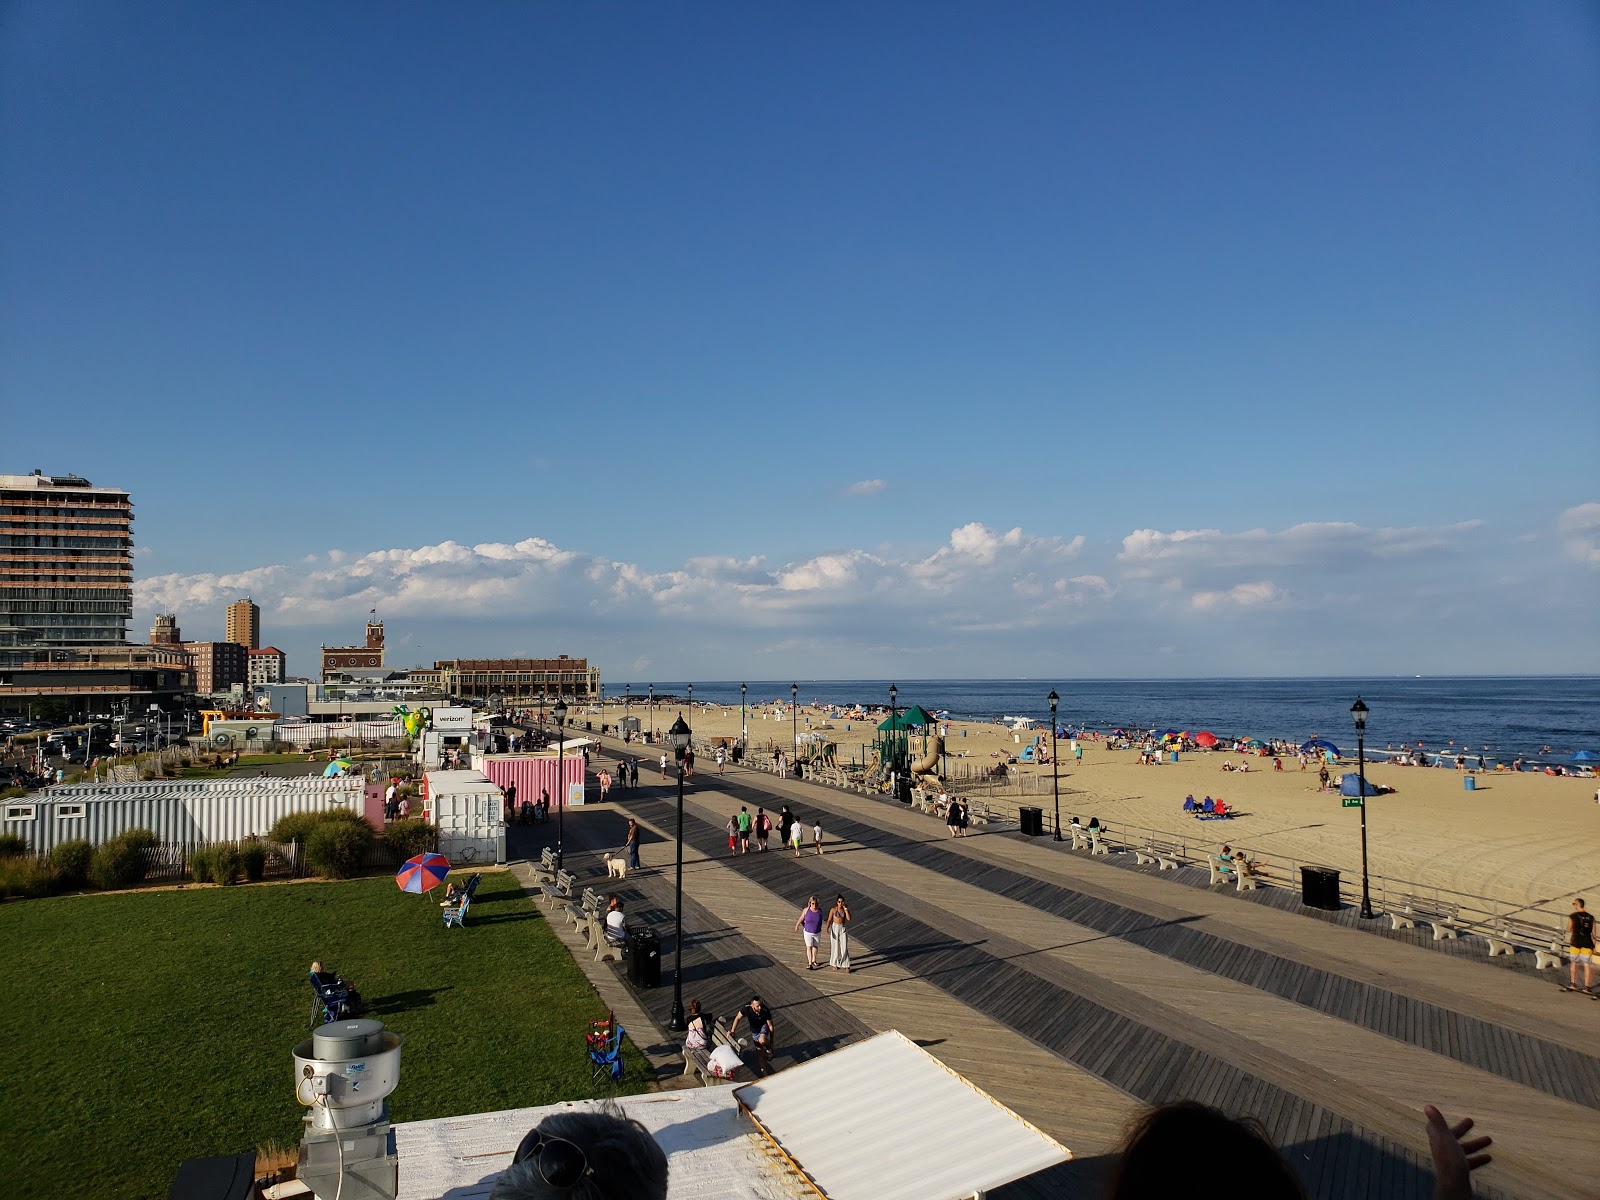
left=734, top=1029, right=1070, bottom=1200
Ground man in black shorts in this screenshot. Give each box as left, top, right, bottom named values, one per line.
left=728, top=995, right=774, bottom=1075
left=1564, top=898, right=1595, bottom=994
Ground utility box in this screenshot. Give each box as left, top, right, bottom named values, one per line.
left=422, top=770, right=504, bottom=866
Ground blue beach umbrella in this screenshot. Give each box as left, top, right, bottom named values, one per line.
left=1301, top=738, right=1342, bottom=757
left=1571, top=750, right=1598, bottom=763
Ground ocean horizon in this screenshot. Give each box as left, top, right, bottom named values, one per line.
left=606, top=676, right=1600, bottom=762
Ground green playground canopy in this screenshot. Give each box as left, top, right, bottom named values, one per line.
left=877, top=705, right=936, bottom=731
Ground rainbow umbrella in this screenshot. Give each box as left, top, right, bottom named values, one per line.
left=396, top=852, right=451, bottom=895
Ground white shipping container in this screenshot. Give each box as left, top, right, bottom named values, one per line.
left=423, top=770, right=503, bottom=866
left=1, top=777, right=367, bottom=854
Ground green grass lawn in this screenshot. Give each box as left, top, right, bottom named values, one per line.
left=0, top=870, right=646, bottom=1197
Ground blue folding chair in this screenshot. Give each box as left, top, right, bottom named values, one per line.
left=442, top=873, right=482, bottom=929
left=309, top=972, right=353, bottom=1026
left=588, top=1022, right=625, bottom=1084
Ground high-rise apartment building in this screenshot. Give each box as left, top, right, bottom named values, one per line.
left=226, top=598, right=261, bottom=650
left=0, top=471, right=133, bottom=669
left=180, top=640, right=249, bottom=696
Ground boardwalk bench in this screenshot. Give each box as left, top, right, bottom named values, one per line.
left=541, top=869, right=576, bottom=910
left=1481, top=917, right=1565, bottom=969
left=531, top=847, right=557, bottom=884
left=1208, top=856, right=1236, bottom=886
left=1135, top=841, right=1185, bottom=871
left=1388, top=895, right=1461, bottom=941
left=682, top=1017, right=742, bottom=1086
left=568, top=887, right=603, bottom=933
left=586, top=913, right=624, bottom=963
left=1090, top=832, right=1112, bottom=856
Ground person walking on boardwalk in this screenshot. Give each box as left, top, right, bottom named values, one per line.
left=777, top=805, right=794, bottom=848
left=812, top=815, right=825, bottom=855
left=728, top=995, right=775, bottom=1076
left=755, top=806, right=770, bottom=851
left=1564, top=898, right=1595, bottom=993
left=624, top=819, right=641, bottom=871
left=827, top=894, right=852, bottom=972
left=736, top=805, right=752, bottom=855
left=789, top=812, right=805, bottom=856
left=795, top=896, right=825, bottom=970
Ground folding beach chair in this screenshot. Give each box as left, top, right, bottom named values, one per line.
left=588, top=1022, right=626, bottom=1084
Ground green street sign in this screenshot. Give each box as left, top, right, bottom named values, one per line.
left=1342, top=797, right=1363, bottom=808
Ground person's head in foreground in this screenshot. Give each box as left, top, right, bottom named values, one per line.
left=491, top=1106, right=667, bottom=1200
left=1109, top=1102, right=1305, bottom=1200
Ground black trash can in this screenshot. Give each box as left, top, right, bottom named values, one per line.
left=627, top=929, right=661, bottom=987
left=1300, top=865, right=1341, bottom=911
left=895, top=775, right=913, bottom=805
left=1019, top=806, right=1044, bottom=836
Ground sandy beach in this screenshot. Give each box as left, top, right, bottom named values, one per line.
left=597, top=698, right=1598, bottom=908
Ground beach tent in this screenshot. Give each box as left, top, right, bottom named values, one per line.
left=1339, top=774, right=1382, bottom=797
left=1301, top=739, right=1341, bottom=757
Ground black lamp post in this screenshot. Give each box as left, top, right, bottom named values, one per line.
left=740, top=682, right=747, bottom=760
left=625, top=683, right=630, bottom=729
left=790, top=683, right=798, bottom=772
left=667, top=712, right=693, bottom=1031
left=648, top=684, right=654, bottom=741
left=1352, top=697, right=1374, bottom=919
left=1048, top=690, right=1061, bottom=840
left=553, top=698, right=568, bottom=871
left=889, top=682, right=898, bottom=785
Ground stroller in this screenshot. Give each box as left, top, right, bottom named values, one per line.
left=309, top=964, right=363, bottom=1026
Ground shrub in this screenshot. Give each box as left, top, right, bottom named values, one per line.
left=88, top=830, right=157, bottom=891
left=46, top=839, right=93, bottom=888
left=268, top=808, right=363, bottom=845
left=383, top=819, right=436, bottom=860
left=305, top=818, right=374, bottom=879
left=211, top=842, right=243, bottom=886
left=189, top=844, right=214, bottom=884
left=0, top=855, right=60, bottom=900
left=0, top=832, right=28, bottom=857
left=240, top=840, right=267, bottom=882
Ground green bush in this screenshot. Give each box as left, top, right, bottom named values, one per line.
left=210, top=842, right=243, bottom=886
left=305, top=819, right=374, bottom=879
left=189, top=844, right=214, bottom=884
left=0, top=856, right=60, bottom=900
left=88, top=831, right=156, bottom=891
left=382, top=819, right=436, bottom=860
left=46, top=839, right=93, bottom=888
left=240, top=840, right=267, bottom=882
left=0, top=832, right=28, bottom=857
left=268, top=807, right=364, bottom=845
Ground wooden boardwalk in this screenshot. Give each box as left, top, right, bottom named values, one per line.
left=514, top=743, right=1598, bottom=1199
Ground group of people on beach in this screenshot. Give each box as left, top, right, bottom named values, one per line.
left=725, top=804, right=822, bottom=856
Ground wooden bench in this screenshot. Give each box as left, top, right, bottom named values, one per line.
left=586, top=913, right=624, bottom=963
left=682, top=1017, right=742, bottom=1086
left=540, top=868, right=576, bottom=910
left=531, top=847, right=557, bottom=884
left=1387, top=895, right=1461, bottom=941
left=1481, top=917, right=1565, bottom=969
left=568, top=887, right=603, bottom=933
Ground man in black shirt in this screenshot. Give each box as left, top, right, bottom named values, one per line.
left=1564, top=898, right=1595, bottom=993
left=728, top=995, right=775, bottom=1075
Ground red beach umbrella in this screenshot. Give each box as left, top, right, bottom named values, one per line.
left=1195, top=731, right=1219, bottom=748
left=396, top=852, right=451, bottom=895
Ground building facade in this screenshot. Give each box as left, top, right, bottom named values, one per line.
left=320, top=621, right=385, bottom=681
left=247, top=646, right=286, bottom=686
left=226, top=598, right=261, bottom=650
left=181, top=641, right=249, bottom=696
left=433, top=655, right=599, bottom=702
left=0, top=471, right=133, bottom=669
left=150, top=614, right=182, bottom=645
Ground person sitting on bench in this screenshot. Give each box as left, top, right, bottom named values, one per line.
left=604, top=896, right=628, bottom=948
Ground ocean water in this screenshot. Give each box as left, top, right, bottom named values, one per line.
left=611, top=677, right=1600, bottom=762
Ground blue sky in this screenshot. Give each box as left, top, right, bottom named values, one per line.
left=3, top=3, right=1596, bottom=679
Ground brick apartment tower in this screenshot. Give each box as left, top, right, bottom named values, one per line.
left=226, top=598, right=261, bottom=650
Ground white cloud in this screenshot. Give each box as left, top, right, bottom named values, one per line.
left=1118, top=520, right=1485, bottom=572
left=1557, top=502, right=1600, bottom=566
left=845, top=479, right=886, bottom=496
left=1190, top=581, right=1288, bottom=611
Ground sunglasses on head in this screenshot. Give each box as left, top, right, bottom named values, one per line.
left=513, top=1127, right=594, bottom=1190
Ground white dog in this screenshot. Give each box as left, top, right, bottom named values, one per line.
left=604, top=854, right=627, bottom=880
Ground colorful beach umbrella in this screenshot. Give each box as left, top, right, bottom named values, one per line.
left=1571, top=750, right=1598, bottom=763
left=1301, top=738, right=1342, bottom=757
left=1240, top=738, right=1268, bottom=750
left=1194, top=731, right=1218, bottom=748
left=396, top=852, right=451, bottom=895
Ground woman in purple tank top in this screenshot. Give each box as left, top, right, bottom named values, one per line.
left=794, top=896, right=825, bottom=970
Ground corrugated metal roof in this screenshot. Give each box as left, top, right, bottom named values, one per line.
left=734, top=1030, right=1070, bottom=1200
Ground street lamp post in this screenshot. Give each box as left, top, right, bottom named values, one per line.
left=888, top=682, right=898, bottom=796
left=740, top=682, right=747, bottom=761
left=649, top=684, right=655, bottom=741
left=1352, top=697, right=1374, bottom=919
left=667, top=712, right=693, bottom=1031
left=790, top=683, right=798, bottom=772
left=553, top=698, right=569, bottom=871
left=1048, top=690, right=1061, bottom=840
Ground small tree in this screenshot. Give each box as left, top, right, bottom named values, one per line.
left=46, top=838, right=93, bottom=888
